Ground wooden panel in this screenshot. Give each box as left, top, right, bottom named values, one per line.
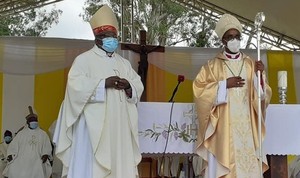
left=139, top=157, right=158, bottom=178
left=264, top=155, right=288, bottom=178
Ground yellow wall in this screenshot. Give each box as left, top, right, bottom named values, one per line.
left=34, top=70, right=65, bottom=133
left=147, top=63, right=193, bottom=102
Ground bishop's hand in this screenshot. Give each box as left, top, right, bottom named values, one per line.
left=255, top=60, right=264, bottom=73
left=227, top=76, right=245, bottom=88
left=7, top=155, right=12, bottom=162
left=116, top=78, right=131, bottom=90
left=105, top=76, right=121, bottom=89
left=41, top=155, right=49, bottom=163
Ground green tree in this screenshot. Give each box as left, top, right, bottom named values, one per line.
left=81, top=0, right=220, bottom=47
left=0, top=6, right=62, bottom=36
left=188, top=14, right=221, bottom=48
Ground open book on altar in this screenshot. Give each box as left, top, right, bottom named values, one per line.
left=137, top=102, right=300, bottom=156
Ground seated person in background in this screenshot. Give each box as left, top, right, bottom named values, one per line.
left=0, top=130, right=13, bottom=178
left=4, top=108, right=52, bottom=178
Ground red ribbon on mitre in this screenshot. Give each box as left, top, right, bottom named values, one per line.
left=93, top=25, right=117, bottom=36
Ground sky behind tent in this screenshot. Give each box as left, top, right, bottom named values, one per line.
left=44, top=0, right=265, bottom=49
left=45, top=0, right=95, bottom=40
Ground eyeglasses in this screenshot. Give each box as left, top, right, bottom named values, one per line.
left=223, top=35, right=242, bottom=41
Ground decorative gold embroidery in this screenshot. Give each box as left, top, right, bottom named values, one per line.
left=228, top=62, right=261, bottom=178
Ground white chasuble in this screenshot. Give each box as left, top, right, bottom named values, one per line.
left=5, top=127, right=52, bottom=178
left=0, top=142, right=8, bottom=178
left=54, top=46, right=144, bottom=178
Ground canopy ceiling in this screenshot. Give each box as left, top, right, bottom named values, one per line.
left=173, top=0, right=300, bottom=50
left=0, top=0, right=63, bottom=17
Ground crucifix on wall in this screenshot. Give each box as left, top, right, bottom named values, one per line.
left=121, top=30, right=165, bottom=101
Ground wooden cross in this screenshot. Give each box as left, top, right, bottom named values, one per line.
left=121, top=30, right=165, bottom=101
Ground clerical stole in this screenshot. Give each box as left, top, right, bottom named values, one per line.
left=225, top=59, right=262, bottom=178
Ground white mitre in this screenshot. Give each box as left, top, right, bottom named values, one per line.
left=215, top=13, right=243, bottom=39
left=89, top=4, right=119, bottom=35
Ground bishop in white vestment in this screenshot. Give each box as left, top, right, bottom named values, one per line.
left=54, top=4, right=144, bottom=178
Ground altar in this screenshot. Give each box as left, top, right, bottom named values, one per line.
left=138, top=102, right=300, bottom=177
left=138, top=102, right=300, bottom=155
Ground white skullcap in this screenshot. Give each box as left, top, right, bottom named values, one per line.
left=215, top=13, right=243, bottom=39
left=89, top=5, right=119, bottom=35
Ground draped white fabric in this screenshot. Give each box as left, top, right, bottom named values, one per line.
left=149, top=47, right=268, bottom=80
left=0, top=37, right=93, bottom=75
left=0, top=36, right=267, bottom=79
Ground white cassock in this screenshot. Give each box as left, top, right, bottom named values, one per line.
left=0, top=142, right=8, bottom=178
left=4, top=127, right=52, bottom=178
left=54, top=45, right=144, bottom=178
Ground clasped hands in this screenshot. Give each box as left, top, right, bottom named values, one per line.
left=106, top=76, right=130, bottom=90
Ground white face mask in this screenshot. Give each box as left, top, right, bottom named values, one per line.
left=226, top=38, right=241, bottom=53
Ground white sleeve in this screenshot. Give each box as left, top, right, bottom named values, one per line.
left=126, top=85, right=137, bottom=103
left=254, top=74, right=265, bottom=100
left=215, top=80, right=227, bottom=105
left=89, top=80, right=106, bottom=102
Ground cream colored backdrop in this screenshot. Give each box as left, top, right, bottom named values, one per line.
left=0, top=37, right=94, bottom=136
left=0, top=37, right=299, bottom=145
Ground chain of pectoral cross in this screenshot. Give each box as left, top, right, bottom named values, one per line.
left=224, top=59, right=245, bottom=96
left=223, top=58, right=245, bottom=77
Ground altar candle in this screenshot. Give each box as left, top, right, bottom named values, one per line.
left=278, top=71, right=287, bottom=88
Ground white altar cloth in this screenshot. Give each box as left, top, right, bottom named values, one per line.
left=138, top=102, right=300, bottom=155
left=263, top=104, right=300, bottom=155
left=138, top=102, right=197, bottom=155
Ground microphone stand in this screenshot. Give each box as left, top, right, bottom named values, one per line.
left=160, top=77, right=184, bottom=177
left=168, top=81, right=182, bottom=102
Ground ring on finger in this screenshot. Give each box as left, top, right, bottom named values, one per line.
left=114, top=81, right=118, bottom=86
left=237, top=82, right=240, bottom=84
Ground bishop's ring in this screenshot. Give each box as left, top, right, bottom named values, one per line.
left=115, top=81, right=118, bottom=86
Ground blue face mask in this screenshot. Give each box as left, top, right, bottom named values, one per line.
left=102, top=37, right=119, bottom=53
left=4, top=136, right=12, bottom=143
left=29, top=121, right=39, bottom=129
